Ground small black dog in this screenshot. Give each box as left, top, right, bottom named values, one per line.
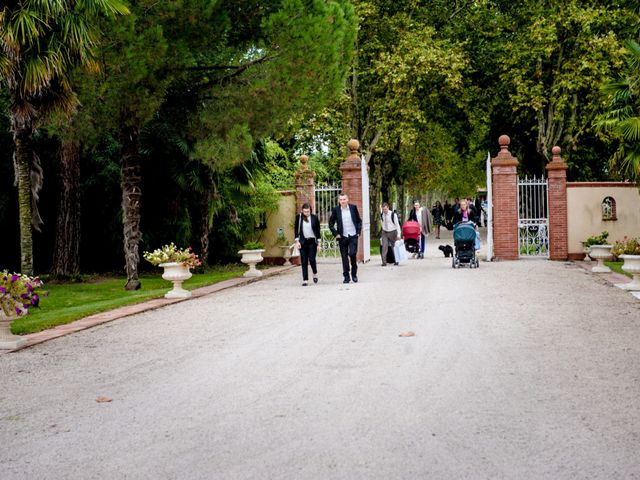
left=438, top=245, right=454, bottom=257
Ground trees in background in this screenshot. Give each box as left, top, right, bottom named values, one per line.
left=1, top=0, right=639, bottom=275
left=0, top=0, right=128, bottom=275
left=596, top=39, right=640, bottom=185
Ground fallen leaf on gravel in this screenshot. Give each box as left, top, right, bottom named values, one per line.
left=95, top=396, right=112, bottom=403
left=399, top=331, right=415, bottom=337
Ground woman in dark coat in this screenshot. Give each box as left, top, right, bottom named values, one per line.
left=431, top=201, right=444, bottom=239
left=294, top=203, right=321, bottom=286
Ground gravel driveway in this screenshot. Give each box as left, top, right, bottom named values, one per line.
left=1, top=231, right=639, bottom=479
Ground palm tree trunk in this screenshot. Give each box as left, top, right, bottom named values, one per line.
left=13, top=126, right=34, bottom=276
left=120, top=125, right=142, bottom=290
left=199, top=190, right=211, bottom=267
left=51, top=139, right=81, bottom=279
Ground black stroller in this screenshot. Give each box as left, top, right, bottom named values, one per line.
left=452, top=221, right=479, bottom=268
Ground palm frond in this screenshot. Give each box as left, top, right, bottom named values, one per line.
left=624, top=39, right=640, bottom=71
left=619, top=117, right=640, bottom=142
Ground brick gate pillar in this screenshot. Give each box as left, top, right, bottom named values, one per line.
left=295, top=154, right=315, bottom=213
left=546, top=146, right=568, bottom=260
left=491, top=135, right=520, bottom=260
left=340, top=139, right=364, bottom=262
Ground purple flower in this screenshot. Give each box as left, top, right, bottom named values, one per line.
left=20, top=293, right=28, bottom=299
left=31, top=295, right=39, bottom=306
left=0, top=287, right=6, bottom=293
left=11, top=275, right=19, bottom=283
left=27, top=284, right=33, bottom=292
left=15, top=307, right=21, bottom=316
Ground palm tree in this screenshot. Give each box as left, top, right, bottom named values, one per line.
left=0, top=0, right=128, bottom=275
left=596, top=39, right=640, bottom=185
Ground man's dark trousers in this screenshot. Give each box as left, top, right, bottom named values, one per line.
left=339, top=235, right=358, bottom=280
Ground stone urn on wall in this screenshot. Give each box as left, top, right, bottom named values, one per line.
left=588, top=245, right=613, bottom=273
left=279, top=245, right=292, bottom=266
left=0, top=310, right=26, bottom=350
left=239, top=249, right=265, bottom=277
left=159, top=262, right=193, bottom=298
left=619, top=255, right=640, bottom=291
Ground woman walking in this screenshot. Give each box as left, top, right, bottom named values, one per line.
left=294, top=203, right=321, bottom=286
left=431, top=200, right=444, bottom=239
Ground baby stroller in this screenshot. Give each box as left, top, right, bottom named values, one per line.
left=452, top=221, right=479, bottom=268
left=402, top=220, right=421, bottom=254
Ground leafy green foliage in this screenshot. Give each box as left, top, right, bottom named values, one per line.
left=596, top=40, right=640, bottom=184
left=584, top=231, right=610, bottom=247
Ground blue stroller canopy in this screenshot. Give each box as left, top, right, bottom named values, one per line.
left=453, top=222, right=477, bottom=242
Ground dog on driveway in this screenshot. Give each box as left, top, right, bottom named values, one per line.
left=438, top=245, right=454, bottom=257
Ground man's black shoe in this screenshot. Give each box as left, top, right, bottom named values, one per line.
left=343, top=278, right=350, bottom=284
left=352, top=275, right=358, bottom=283
left=394, top=262, right=399, bottom=266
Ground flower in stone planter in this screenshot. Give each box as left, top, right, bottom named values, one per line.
left=612, top=236, right=640, bottom=257
left=583, top=231, right=609, bottom=248
left=143, top=243, right=202, bottom=268
left=0, top=271, right=44, bottom=317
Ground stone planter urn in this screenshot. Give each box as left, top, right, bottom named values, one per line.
left=280, top=245, right=292, bottom=266
left=588, top=245, right=613, bottom=273
left=239, top=249, right=265, bottom=277
left=580, top=242, right=591, bottom=262
left=159, top=262, right=192, bottom=299
left=618, top=255, right=640, bottom=291
left=0, top=309, right=26, bottom=350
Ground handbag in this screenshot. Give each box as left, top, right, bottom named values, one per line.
left=393, top=239, right=408, bottom=263
left=290, top=242, right=300, bottom=258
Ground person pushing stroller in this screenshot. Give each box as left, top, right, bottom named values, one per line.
left=408, top=200, right=431, bottom=259
left=452, top=199, right=481, bottom=268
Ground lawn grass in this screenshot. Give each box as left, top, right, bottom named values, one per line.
left=604, top=261, right=632, bottom=278
left=11, top=265, right=245, bottom=335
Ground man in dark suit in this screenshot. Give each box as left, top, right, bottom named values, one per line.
left=329, top=193, right=362, bottom=283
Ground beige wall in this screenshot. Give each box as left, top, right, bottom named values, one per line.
left=260, top=191, right=297, bottom=258
left=567, top=183, right=640, bottom=254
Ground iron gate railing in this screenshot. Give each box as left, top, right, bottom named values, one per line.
left=315, top=184, right=341, bottom=257
left=518, top=175, right=549, bottom=258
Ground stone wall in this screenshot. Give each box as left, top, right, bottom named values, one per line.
left=260, top=191, right=296, bottom=263
left=567, top=183, right=640, bottom=259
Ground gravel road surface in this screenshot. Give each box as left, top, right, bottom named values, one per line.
left=1, top=232, right=639, bottom=479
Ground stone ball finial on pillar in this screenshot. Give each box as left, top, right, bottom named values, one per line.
left=299, top=154, right=309, bottom=170
left=547, top=145, right=567, bottom=170
left=493, top=134, right=518, bottom=166
left=346, top=139, right=360, bottom=163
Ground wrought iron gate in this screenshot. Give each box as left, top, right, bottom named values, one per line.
left=518, top=175, right=549, bottom=258
left=315, top=184, right=341, bottom=257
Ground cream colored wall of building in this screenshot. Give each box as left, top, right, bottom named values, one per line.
left=567, top=185, right=640, bottom=254
left=260, top=192, right=297, bottom=258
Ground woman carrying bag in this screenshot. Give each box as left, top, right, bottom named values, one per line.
left=294, top=203, right=321, bottom=286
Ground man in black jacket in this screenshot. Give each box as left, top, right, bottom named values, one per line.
left=329, top=193, right=362, bottom=283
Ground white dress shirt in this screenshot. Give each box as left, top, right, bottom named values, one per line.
left=341, top=206, right=357, bottom=237
left=301, top=218, right=315, bottom=239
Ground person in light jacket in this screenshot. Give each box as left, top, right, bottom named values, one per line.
left=379, top=202, right=401, bottom=266
left=408, top=200, right=432, bottom=259
left=294, top=203, right=321, bottom=286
